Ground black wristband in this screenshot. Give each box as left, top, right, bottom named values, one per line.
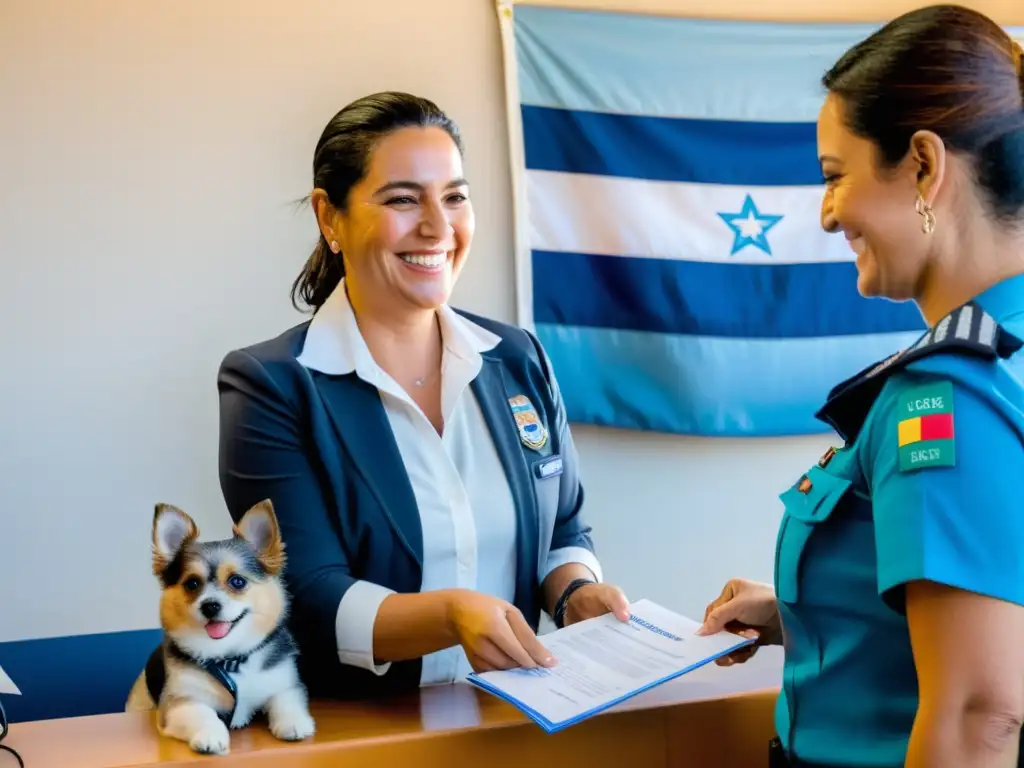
left=553, top=577, right=595, bottom=629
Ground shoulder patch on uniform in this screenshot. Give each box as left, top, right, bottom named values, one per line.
left=817, top=300, right=1023, bottom=445
left=896, top=380, right=955, bottom=472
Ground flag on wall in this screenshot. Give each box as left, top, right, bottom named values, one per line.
left=496, top=3, right=960, bottom=437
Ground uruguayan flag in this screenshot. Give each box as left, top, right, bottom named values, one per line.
left=498, top=4, right=1018, bottom=436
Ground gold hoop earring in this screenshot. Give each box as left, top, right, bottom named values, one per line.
left=916, top=195, right=936, bottom=235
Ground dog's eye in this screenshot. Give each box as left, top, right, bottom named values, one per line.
left=183, top=577, right=202, bottom=592
left=227, top=574, right=247, bottom=591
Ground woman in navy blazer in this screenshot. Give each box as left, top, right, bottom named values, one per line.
left=217, top=92, right=630, bottom=700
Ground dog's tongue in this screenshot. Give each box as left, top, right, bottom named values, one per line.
left=206, top=621, right=232, bottom=640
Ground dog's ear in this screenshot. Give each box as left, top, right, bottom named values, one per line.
left=152, top=503, right=198, bottom=576
left=234, top=499, right=285, bottom=575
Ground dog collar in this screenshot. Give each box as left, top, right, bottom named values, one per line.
left=167, top=628, right=282, bottom=727
left=168, top=626, right=280, bottom=670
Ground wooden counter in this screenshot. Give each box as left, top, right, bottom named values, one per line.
left=3, top=648, right=783, bottom=768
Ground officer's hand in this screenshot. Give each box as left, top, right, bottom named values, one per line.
left=696, top=578, right=781, bottom=666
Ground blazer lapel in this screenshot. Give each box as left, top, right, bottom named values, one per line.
left=471, top=359, right=539, bottom=615
left=312, top=373, right=423, bottom=567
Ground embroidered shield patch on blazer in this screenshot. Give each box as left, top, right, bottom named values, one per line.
left=508, top=394, right=548, bottom=450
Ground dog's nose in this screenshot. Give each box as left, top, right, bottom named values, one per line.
left=199, top=599, right=222, bottom=620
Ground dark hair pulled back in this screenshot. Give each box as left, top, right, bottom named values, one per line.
left=823, top=5, right=1024, bottom=224
left=291, top=92, right=464, bottom=312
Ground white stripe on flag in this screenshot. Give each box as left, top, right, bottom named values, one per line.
left=527, top=170, right=852, bottom=264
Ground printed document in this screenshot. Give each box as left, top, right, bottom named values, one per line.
left=467, top=598, right=753, bottom=732
left=0, top=663, right=20, bottom=696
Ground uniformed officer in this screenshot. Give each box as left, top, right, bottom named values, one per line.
left=698, top=7, right=1024, bottom=767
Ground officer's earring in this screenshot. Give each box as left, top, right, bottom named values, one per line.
left=915, top=194, right=936, bottom=235
left=330, top=240, right=339, bottom=253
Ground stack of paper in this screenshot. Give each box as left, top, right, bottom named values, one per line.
left=467, top=598, right=753, bottom=733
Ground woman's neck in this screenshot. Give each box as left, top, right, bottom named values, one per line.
left=345, top=283, right=442, bottom=385
left=915, top=221, right=1024, bottom=327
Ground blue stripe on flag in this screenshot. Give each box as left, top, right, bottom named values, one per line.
left=522, top=105, right=822, bottom=186
left=534, top=324, right=921, bottom=436
left=514, top=5, right=881, bottom=122
left=532, top=250, right=926, bottom=339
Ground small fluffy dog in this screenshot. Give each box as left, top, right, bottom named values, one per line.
left=126, top=499, right=315, bottom=755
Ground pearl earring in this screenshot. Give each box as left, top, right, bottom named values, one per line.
left=915, top=194, right=936, bottom=234
left=330, top=240, right=339, bottom=253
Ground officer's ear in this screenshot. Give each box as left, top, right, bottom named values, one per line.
left=908, top=130, right=947, bottom=208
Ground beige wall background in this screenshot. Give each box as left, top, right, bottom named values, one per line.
left=1, top=0, right=1022, bottom=642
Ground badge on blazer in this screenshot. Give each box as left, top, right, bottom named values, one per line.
left=508, top=394, right=548, bottom=450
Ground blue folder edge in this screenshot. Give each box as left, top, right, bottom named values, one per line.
left=466, top=636, right=757, bottom=733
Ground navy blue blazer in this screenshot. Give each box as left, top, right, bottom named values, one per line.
left=216, top=309, right=597, bottom=700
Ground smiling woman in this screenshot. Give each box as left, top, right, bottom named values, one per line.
left=195, top=92, right=631, bottom=706
left=815, top=11, right=1024, bottom=313
left=697, top=6, right=1024, bottom=768
left=291, top=95, right=471, bottom=322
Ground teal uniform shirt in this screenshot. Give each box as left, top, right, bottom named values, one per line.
left=774, top=273, right=1024, bottom=767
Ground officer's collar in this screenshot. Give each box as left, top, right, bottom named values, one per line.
left=972, top=271, right=1024, bottom=334
left=815, top=299, right=1024, bottom=443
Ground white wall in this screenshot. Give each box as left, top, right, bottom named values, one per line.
left=2, top=0, right=1019, bottom=644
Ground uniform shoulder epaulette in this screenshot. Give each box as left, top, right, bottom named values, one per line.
left=815, top=301, right=1023, bottom=443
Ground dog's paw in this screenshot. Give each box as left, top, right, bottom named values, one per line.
left=189, top=721, right=231, bottom=755
left=269, top=709, right=315, bottom=742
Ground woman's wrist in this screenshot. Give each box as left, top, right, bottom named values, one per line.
left=763, top=620, right=784, bottom=645
left=760, top=606, right=784, bottom=645
left=373, top=589, right=463, bottom=662
left=760, top=586, right=783, bottom=644
left=441, top=588, right=467, bottom=640
left=553, top=578, right=595, bottom=628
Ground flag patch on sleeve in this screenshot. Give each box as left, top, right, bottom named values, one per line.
left=896, top=380, right=955, bottom=472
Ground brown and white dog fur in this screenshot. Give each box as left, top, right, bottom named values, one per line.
left=125, top=500, right=315, bottom=755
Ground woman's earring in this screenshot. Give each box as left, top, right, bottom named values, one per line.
left=915, top=194, right=936, bottom=235
left=330, top=240, right=339, bottom=253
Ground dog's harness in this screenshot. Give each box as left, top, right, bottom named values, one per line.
left=145, top=631, right=280, bottom=728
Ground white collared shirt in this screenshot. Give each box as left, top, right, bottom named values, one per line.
left=296, top=280, right=602, bottom=685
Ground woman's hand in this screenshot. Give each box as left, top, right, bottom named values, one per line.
left=447, top=589, right=557, bottom=673
left=697, top=578, right=781, bottom=666
left=563, top=583, right=631, bottom=626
